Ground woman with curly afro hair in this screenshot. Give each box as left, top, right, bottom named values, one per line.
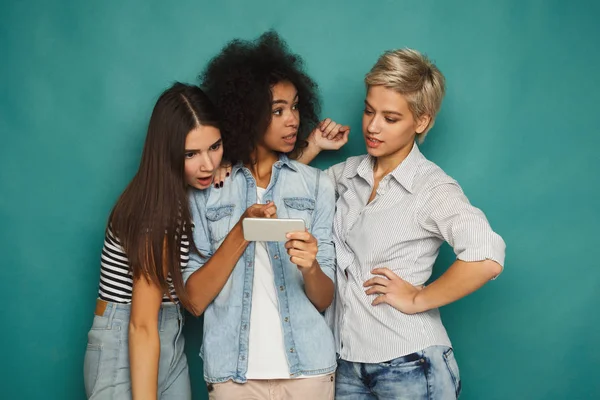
left=182, top=31, right=348, bottom=399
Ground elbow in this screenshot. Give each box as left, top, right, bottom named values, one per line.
left=484, top=259, right=503, bottom=279
left=128, top=320, right=156, bottom=338
left=316, top=303, right=331, bottom=314
left=187, top=303, right=206, bottom=318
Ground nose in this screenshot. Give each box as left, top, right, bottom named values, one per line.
left=198, top=152, right=215, bottom=172
left=285, top=110, right=299, bottom=128
left=366, top=114, right=380, bottom=135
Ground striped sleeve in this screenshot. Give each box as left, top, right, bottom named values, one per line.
left=417, top=182, right=506, bottom=268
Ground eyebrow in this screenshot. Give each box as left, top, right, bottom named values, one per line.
left=185, top=138, right=222, bottom=152
left=364, top=100, right=403, bottom=117
left=272, top=93, right=299, bottom=105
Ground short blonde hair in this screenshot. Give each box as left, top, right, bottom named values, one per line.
left=365, top=48, right=445, bottom=142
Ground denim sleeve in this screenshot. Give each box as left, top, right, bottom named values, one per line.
left=182, top=190, right=214, bottom=284
left=313, top=171, right=336, bottom=282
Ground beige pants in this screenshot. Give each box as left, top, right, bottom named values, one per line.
left=207, top=374, right=335, bottom=400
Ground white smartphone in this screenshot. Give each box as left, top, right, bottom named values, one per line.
left=242, top=218, right=306, bottom=242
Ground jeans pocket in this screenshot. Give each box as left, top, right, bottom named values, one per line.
left=443, top=347, right=461, bottom=398
left=83, top=343, right=103, bottom=397
left=379, top=351, right=425, bottom=368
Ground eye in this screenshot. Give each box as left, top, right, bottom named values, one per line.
left=363, top=109, right=374, bottom=115
left=209, top=142, right=222, bottom=151
left=184, top=151, right=195, bottom=159
left=385, top=118, right=398, bottom=123
left=291, top=103, right=299, bottom=111
left=273, top=108, right=283, bottom=116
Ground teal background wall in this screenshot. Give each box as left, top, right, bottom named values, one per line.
left=1, top=1, right=599, bottom=399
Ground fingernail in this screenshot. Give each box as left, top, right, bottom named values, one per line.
left=226, top=172, right=230, bottom=177
left=219, top=182, right=223, bottom=187
left=286, top=234, right=291, bottom=238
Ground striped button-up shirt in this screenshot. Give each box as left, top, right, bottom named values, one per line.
left=325, top=143, right=506, bottom=363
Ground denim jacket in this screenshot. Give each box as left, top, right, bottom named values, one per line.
left=184, top=154, right=337, bottom=383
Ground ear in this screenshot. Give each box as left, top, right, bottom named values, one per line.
left=415, top=115, right=431, bottom=134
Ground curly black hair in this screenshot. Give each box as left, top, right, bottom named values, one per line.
left=199, top=31, right=320, bottom=165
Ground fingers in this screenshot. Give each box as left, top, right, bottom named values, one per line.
left=285, top=231, right=313, bottom=242
left=363, top=276, right=390, bottom=288
left=365, top=285, right=389, bottom=295
left=371, top=294, right=388, bottom=306
left=261, top=202, right=277, bottom=218
left=371, top=268, right=398, bottom=280
left=213, top=164, right=232, bottom=189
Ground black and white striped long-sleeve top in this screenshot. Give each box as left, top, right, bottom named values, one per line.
left=325, top=143, right=506, bottom=363
left=98, top=227, right=190, bottom=304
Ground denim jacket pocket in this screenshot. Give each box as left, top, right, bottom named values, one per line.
left=206, top=204, right=235, bottom=244
left=283, top=197, right=315, bottom=230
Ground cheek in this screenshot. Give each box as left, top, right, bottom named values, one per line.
left=183, top=161, right=196, bottom=182
left=211, top=149, right=223, bottom=167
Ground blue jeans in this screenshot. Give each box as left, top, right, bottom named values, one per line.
left=83, top=301, right=191, bottom=399
left=335, top=346, right=461, bottom=400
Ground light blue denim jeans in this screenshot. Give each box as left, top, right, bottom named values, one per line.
left=335, top=345, right=461, bottom=399
left=83, top=301, right=190, bottom=399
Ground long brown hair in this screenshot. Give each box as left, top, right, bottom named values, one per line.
left=109, top=82, right=219, bottom=312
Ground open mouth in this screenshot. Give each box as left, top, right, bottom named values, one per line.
left=365, top=136, right=382, bottom=148
left=282, top=133, right=297, bottom=144
left=196, top=176, right=213, bottom=186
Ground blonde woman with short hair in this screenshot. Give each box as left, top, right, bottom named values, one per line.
left=299, top=48, right=506, bottom=399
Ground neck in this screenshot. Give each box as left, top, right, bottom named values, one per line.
left=246, top=144, right=279, bottom=185
left=373, top=140, right=414, bottom=179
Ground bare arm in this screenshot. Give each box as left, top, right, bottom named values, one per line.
left=129, top=275, right=163, bottom=400
left=365, top=260, right=502, bottom=314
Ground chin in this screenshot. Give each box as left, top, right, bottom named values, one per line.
left=365, top=146, right=384, bottom=157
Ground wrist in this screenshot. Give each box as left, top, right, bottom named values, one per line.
left=301, top=260, right=320, bottom=277
left=233, top=220, right=249, bottom=245
left=306, top=135, right=323, bottom=154
left=412, top=289, right=430, bottom=314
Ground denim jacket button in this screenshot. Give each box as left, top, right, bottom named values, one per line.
left=274, top=255, right=279, bottom=259
left=279, top=286, right=285, bottom=291
left=289, top=348, right=295, bottom=353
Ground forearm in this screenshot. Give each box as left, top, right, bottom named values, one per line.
left=129, top=325, right=160, bottom=400
left=302, top=262, right=334, bottom=312
left=414, top=259, right=503, bottom=313
left=185, top=222, right=249, bottom=316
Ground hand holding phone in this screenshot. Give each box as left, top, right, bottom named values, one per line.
left=284, top=230, right=318, bottom=272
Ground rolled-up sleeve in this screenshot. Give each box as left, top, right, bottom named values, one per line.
left=182, top=190, right=213, bottom=284
left=418, top=183, right=506, bottom=271
left=312, top=171, right=336, bottom=282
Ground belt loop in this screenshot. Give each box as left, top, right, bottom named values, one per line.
left=158, top=303, right=165, bottom=332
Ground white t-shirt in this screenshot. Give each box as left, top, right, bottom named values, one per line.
left=246, top=187, right=290, bottom=379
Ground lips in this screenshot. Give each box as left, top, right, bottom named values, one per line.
left=282, top=133, right=297, bottom=145
left=365, top=136, right=382, bottom=148
left=196, top=176, right=213, bottom=186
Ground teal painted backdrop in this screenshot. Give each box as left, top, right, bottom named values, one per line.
left=1, top=1, right=599, bottom=399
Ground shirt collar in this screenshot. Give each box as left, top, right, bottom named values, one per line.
left=230, top=153, right=298, bottom=175
left=345, top=142, right=423, bottom=194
